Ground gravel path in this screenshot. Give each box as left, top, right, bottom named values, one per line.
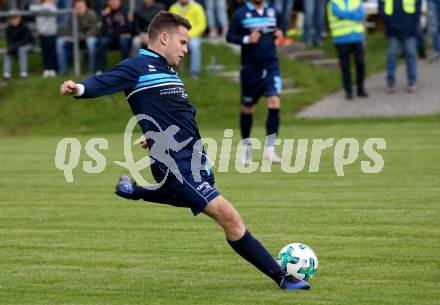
left=296, top=59, right=440, bottom=118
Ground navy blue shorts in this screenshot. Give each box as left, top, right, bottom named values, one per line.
left=240, top=66, right=282, bottom=105
left=133, top=164, right=220, bottom=216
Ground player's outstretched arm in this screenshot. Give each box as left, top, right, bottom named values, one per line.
left=60, top=80, right=81, bottom=96
left=59, top=59, right=139, bottom=99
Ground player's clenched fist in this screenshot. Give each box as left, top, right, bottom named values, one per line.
left=249, top=31, right=261, bottom=44
left=60, top=80, right=80, bottom=96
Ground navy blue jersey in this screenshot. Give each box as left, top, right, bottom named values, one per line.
left=77, top=49, right=205, bottom=172
left=226, top=2, right=281, bottom=69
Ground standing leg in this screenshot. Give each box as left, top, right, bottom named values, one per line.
left=428, top=1, right=440, bottom=61
left=188, top=36, right=201, bottom=79
left=353, top=42, right=367, bottom=96
left=40, top=35, right=50, bottom=76
left=203, top=196, right=310, bottom=290
left=263, top=95, right=281, bottom=163
left=47, top=35, right=58, bottom=75
left=335, top=43, right=353, bottom=98
left=386, top=37, right=399, bottom=90
left=97, top=36, right=109, bottom=72
left=303, top=0, right=316, bottom=47
left=313, top=0, right=326, bottom=46
left=404, top=36, right=417, bottom=90
left=206, top=0, right=216, bottom=37
left=265, top=96, right=281, bottom=144
left=56, top=36, right=68, bottom=75
left=217, top=0, right=229, bottom=36
left=18, top=44, right=32, bottom=78
left=3, top=53, right=13, bottom=79
left=86, top=36, right=97, bottom=75
left=118, top=35, right=131, bottom=60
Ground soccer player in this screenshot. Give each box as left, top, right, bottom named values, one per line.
left=226, top=0, right=284, bottom=165
left=59, top=11, right=310, bottom=290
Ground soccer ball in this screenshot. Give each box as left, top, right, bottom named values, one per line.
left=276, top=243, right=318, bottom=281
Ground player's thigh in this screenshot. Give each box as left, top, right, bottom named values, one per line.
left=203, top=195, right=244, bottom=228
left=169, top=171, right=220, bottom=216
left=263, top=68, right=282, bottom=101
left=240, top=67, right=264, bottom=105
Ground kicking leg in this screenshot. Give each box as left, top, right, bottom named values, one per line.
left=203, top=195, right=310, bottom=290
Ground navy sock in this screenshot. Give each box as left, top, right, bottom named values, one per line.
left=228, top=230, right=286, bottom=284
left=240, top=112, right=253, bottom=141
left=266, top=109, right=280, bottom=147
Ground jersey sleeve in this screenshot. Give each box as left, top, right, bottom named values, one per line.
left=76, top=59, right=139, bottom=99
left=226, top=11, right=246, bottom=45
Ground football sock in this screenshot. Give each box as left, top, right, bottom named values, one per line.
left=240, top=112, right=253, bottom=143
left=266, top=108, right=279, bottom=147
left=228, top=230, right=286, bottom=284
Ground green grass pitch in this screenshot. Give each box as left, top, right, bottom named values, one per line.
left=1, top=121, right=439, bottom=305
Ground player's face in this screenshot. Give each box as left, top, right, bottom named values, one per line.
left=165, top=26, right=189, bottom=66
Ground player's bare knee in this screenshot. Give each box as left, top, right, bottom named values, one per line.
left=204, top=196, right=245, bottom=238
left=242, top=105, right=255, bottom=115
left=267, top=96, right=280, bottom=109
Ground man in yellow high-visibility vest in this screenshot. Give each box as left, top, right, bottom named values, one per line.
left=379, top=0, right=422, bottom=93
left=170, top=0, right=207, bottom=79
left=328, top=0, right=368, bottom=100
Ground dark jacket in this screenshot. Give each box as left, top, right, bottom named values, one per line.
left=6, top=20, right=34, bottom=55
left=60, top=9, right=98, bottom=41
left=379, top=0, right=422, bottom=40
left=134, top=2, right=164, bottom=34
left=101, top=6, right=133, bottom=38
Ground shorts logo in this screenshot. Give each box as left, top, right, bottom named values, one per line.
left=148, top=64, right=156, bottom=72
left=243, top=96, right=254, bottom=104
left=197, top=182, right=214, bottom=195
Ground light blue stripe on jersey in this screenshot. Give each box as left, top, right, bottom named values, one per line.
left=134, top=77, right=183, bottom=89
left=138, top=73, right=180, bottom=83
left=242, top=17, right=276, bottom=27
left=138, top=49, right=160, bottom=58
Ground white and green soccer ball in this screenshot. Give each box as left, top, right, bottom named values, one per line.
left=276, top=243, right=318, bottom=281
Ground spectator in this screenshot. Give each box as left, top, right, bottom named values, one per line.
left=428, top=0, right=440, bottom=62
left=303, top=0, right=326, bottom=47
left=328, top=0, right=368, bottom=100
left=415, top=20, right=426, bottom=59
left=170, top=0, right=207, bottom=79
left=132, top=0, right=164, bottom=55
left=97, top=0, right=133, bottom=72
left=205, top=0, right=228, bottom=38
left=56, top=0, right=72, bottom=28
left=155, top=0, right=174, bottom=10
left=3, top=11, right=34, bottom=80
left=273, top=0, right=294, bottom=45
left=379, top=0, right=422, bottom=93
left=88, top=0, right=106, bottom=15
left=30, top=0, right=58, bottom=77
left=56, top=0, right=98, bottom=75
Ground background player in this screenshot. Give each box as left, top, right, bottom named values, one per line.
left=227, top=0, right=284, bottom=165
left=59, top=11, right=309, bottom=291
